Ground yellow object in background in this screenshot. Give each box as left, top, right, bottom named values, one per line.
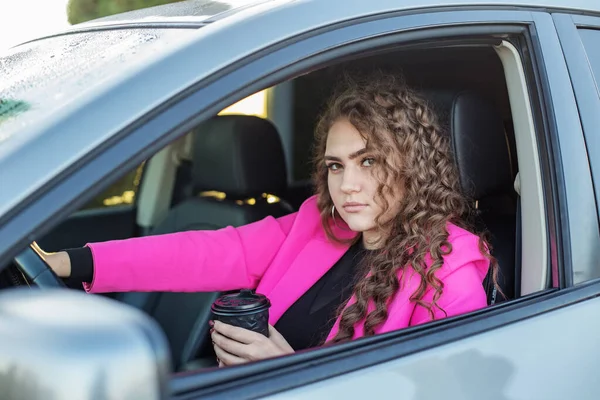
left=218, top=90, right=267, bottom=118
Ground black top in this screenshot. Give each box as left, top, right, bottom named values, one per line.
left=274, top=240, right=367, bottom=350
left=64, top=240, right=368, bottom=351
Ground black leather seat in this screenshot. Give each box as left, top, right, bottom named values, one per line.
left=425, top=90, right=518, bottom=304
left=120, top=115, right=293, bottom=370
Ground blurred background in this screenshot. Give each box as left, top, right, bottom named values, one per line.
left=0, top=0, right=183, bottom=51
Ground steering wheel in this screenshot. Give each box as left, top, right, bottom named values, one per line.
left=12, top=244, right=66, bottom=288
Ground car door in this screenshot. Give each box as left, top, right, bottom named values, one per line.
left=158, top=7, right=599, bottom=400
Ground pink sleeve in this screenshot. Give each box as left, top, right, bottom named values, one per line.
left=409, top=263, right=488, bottom=326
left=83, top=212, right=297, bottom=293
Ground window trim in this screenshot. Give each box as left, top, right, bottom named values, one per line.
left=514, top=27, right=564, bottom=290
left=552, top=13, right=600, bottom=283
left=494, top=39, right=549, bottom=295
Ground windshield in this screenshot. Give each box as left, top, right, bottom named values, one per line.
left=0, top=28, right=198, bottom=150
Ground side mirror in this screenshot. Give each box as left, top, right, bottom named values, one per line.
left=0, top=288, right=171, bottom=400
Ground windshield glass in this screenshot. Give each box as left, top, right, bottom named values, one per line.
left=0, top=28, right=198, bottom=149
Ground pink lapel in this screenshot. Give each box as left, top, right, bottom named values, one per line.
left=267, top=219, right=357, bottom=325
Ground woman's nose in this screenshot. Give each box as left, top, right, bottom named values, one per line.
left=340, top=169, right=361, bottom=193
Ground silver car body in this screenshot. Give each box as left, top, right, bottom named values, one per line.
left=1, top=0, right=599, bottom=399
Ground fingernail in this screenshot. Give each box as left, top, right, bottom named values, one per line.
left=208, top=320, right=214, bottom=327
left=210, top=328, right=214, bottom=334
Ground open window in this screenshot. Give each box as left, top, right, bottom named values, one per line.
left=79, top=33, right=550, bottom=372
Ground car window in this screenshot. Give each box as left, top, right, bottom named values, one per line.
left=579, top=29, right=600, bottom=93
left=82, top=90, right=267, bottom=211
left=577, top=27, right=600, bottom=225
left=81, top=163, right=145, bottom=210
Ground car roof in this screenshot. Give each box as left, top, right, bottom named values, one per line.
left=0, top=0, right=599, bottom=219
left=10, top=0, right=600, bottom=49
left=57, top=0, right=600, bottom=30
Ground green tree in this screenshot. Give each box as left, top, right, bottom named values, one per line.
left=67, top=0, right=184, bottom=25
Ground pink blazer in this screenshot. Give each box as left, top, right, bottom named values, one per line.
left=84, top=195, right=489, bottom=342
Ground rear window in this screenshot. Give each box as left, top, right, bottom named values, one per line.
left=0, top=28, right=197, bottom=146
left=579, top=28, right=600, bottom=93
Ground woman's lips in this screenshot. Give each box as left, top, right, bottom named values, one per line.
left=343, top=202, right=367, bottom=213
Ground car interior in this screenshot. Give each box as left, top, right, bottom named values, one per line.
left=1, top=40, right=550, bottom=372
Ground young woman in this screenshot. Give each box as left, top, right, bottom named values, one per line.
left=42, top=72, right=497, bottom=367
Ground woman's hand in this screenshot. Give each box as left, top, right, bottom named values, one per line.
left=211, top=321, right=294, bottom=367
left=30, top=241, right=71, bottom=278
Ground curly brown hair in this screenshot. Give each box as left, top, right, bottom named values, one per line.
left=312, top=72, right=499, bottom=343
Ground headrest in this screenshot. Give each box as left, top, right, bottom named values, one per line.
left=192, top=115, right=287, bottom=197
left=424, top=90, right=514, bottom=199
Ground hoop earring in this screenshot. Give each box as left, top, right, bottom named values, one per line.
left=331, top=205, right=349, bottom=231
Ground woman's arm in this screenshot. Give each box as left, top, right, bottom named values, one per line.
left=44, top=212, right=297, bottom=294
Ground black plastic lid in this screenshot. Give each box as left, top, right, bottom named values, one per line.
left=211, top=289, right=271, bottom=315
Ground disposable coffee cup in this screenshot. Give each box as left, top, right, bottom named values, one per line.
left=211, top=289, right=271, bottom=337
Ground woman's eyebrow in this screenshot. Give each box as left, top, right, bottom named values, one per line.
left=348, top=148, right=368, bottom=160
left=324, top=148, right=369, bottom=162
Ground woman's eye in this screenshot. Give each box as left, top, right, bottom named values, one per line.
left=326, top=163, right=342, bottom=171
left=362, top=157, right=375, bottom=167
